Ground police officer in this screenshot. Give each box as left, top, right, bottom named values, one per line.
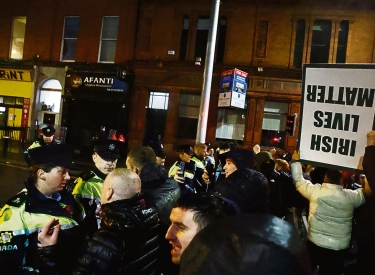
left=24, top=125, right=58, bottom=166
left=0, top=143, right=82, bottom=274
left=72, top=139, right=122, bottom=238
left=169, top=144, right=200, bottom=194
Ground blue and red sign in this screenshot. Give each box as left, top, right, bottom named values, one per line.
left=218, top=68, right=248, bottom=109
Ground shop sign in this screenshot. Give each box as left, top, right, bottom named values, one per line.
left=218, top=68, right=248, bottom=109
left=299, top=64, right=375, bottom=171
left=65, top=71, right=128, bottom=93
left=0, top=69, right=32, bottom=82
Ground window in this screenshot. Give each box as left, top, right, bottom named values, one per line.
left=261, top=102, right=288, bottom=149
left=99, top=16, right=119, bottom=63
left=144, top=92, right=169, bottom=144
left=177, top=93, right=201, bottom=139
left=216, top=17, right=227, bottom=63
left=148, top=92, right=169, bottom=110
left=194, top=18, right=210, bottom=62
left=293, top=19, right=305, bottom=69
left=215, top=107, right=246, bottom=142
left=179, top=17, right=189, bottom=61
left=61, top=16, right=80, bottom=61
left=10, top=17, right=26, bottom=60
left=310, top=20, right=332, bottom=64
left=336, top=20, right=349, bottom=63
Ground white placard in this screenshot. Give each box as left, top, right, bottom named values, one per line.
left=300, top=64, right=375, bottom=171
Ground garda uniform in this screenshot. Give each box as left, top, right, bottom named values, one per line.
left=72, top=139, right=121, bottom=237
left=24, top=125, right=57, bottom=166
left=0, top=144, right=82, bottom=274
left=169, top=145, right=198, bottom=194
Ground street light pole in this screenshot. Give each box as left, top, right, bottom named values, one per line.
left=196, top=0, right=221, bottom=143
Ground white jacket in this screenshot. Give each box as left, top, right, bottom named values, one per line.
left=291, top=162, right=365, bottom=250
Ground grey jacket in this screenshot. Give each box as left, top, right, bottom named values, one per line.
left=291, top=161, right=365, bottom=250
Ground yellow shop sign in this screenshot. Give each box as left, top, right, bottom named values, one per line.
left=0, top=69, right=32, bottom=82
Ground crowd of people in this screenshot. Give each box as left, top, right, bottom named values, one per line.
left=1, top=125, right=375, bottom=274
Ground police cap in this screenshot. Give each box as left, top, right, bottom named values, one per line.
left=149, top=141, right=166, bottom=159
left=176, top=144, right=193, bottom=154
left=28, top=143, right=73, bottom=168
left=42, top=125, right=55, bottom=137
left=93, top=139, right=121, bottom=161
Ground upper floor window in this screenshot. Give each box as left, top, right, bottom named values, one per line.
left=99, top=16, right=119, bottom=63
left=310, top=19, right=332, bottom=64
left=336, top=20, right=349, bottom=63
left=10, top=17, right=26, bottom=60
left=195, top=18, right=210, bottom=62
left=216, top=17, right=227, bottom=63
left=293, top=19, right=305, bottom=69
left=179, top=17, right=189, bottom=61
left=61, top=16, right=80, bottom=61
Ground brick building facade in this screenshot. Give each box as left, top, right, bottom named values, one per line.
left=0, top=0, right=374, bottom=164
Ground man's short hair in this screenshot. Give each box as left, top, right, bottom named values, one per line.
left=194, top=142, right=207, bottom=153
left=173, top=193, right=224, bottom=231
left=325, top=169, right=342, bottom=185
left=127, top=146, right=157, bottom=171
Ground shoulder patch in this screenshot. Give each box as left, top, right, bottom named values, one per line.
left=6, top=191, right=27, bottom=207
left=79, top=171, right=95, bottom=181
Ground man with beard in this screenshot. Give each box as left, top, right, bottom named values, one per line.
left=72, top=139, right=122, bottom=238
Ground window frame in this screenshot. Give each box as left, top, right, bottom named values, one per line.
left=60, top=16, right=80, bottom=62
left=9, top=16, right=27, bottom=60
left=98, top=16, right=120, bottom=63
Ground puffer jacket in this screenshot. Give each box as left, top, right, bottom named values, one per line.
left=139, top=163, right=181, bottom=275
left=140, top=163, right=180, bottom=226
left=291, top=161, right=365, bottom=250
left=38, top=193, right=160, bottom=275
left=180, top=213, right=313, bottom=275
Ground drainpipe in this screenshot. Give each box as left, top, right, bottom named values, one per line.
left=196, top=0, right=221, bottom=143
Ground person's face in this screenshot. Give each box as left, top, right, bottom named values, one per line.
left=156, top=156, right=166, bottom=166
left=197, top=147, right=207, bottom=159
left=43, top=135, right=54, bottom=144
left=93, top=152, right=117, bottom=175
left=42, top=166, right=70, bottom=195
left=179, top=152, right=191, bottom=163
left=165, top=207, right=199, bottom=264
left=223, top=158, right=237, bottom=178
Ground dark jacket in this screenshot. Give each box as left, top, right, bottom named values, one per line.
left=214, top=168, right=269, bottom=215
left=139, top=163, right=181, bottom=275
left=255, top=152, right=305, bottom=218
left=140, top=163, right=180, bottom=227
left=38, top=193, right=160, bottom=275
left=180, top=214, right=313, bottom=275
left=354, top=145, right=375, bottom=274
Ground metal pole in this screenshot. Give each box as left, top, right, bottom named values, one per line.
left=196, top=0, right=221, bottom=143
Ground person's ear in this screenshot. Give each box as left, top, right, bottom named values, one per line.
left=37, top=169, right=46, bottom=180
left=92, top=152, right=97, bottom=162
left=132, top=166, right=140, bottom=175
left=106, top=186, right=114, bottom=202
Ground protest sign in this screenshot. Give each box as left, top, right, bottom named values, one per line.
left=299, top=64, right=375, bottom=171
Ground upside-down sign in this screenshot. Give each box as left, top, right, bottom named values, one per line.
left=299, top=64, right=375, bottom=171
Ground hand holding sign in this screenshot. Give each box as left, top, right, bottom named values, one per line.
left=292, top=150, right=300, bottom=162
left=367, top=131, right=375, bottom=146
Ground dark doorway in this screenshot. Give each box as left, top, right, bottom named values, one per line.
left=143, top=108, right=167, bottom=145
left=63, top=98, right=128, bottom=160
